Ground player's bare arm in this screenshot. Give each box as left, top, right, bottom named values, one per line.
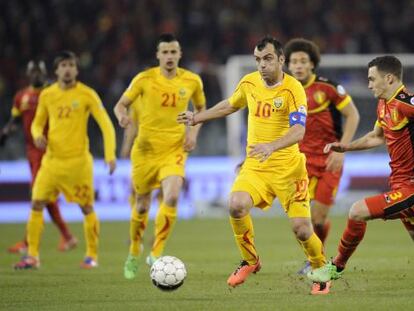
left=120, top=122, right=138, bottom=158
left=249, top=124, right=305, bottom=162
left=324, top=124, right=384, bottom=154
left=184, top=105, right=206, bottom=152
left=177, top=99, right=238, bottom=126
left=114, top=96, right=133, bottom=128
left=326, top=101, right=360, bottom=172
left=0, top=116, right=20, bottom=146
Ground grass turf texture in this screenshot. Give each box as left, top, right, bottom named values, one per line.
left=1, top=217, right=413, bottom=311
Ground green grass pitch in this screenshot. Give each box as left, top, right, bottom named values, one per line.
left=1, top=217, right=413, bottom=311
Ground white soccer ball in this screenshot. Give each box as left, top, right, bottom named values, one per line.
left=150, top=256, right=187, bottom=291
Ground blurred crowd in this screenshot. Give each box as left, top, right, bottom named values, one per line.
left=1, top=0, right=413, bottom=158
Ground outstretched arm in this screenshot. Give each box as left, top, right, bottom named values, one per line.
left=325, top=124, right=384, bottom=153
left=177, top=99, right=238, bottom=126
left=184, top=104, right=206, bottom=152
left=120, top=122, right=137, bottom=158
left=326, top=101, right=360, bottom=171
left=0, top=116, right=20, bottom=146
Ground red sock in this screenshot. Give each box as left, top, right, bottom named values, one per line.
left=334, top=218, right=367, bottom=269
left=314, top=219, right=331, bottom=245
left=46, top=202, right=72, bottom=240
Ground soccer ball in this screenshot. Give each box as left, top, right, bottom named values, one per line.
left=150, top=256, right=187, bottom=291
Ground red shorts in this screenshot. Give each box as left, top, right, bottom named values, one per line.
left=307, top=163, right=342, bottom=206
left=365, top=187, right=414, bottom=220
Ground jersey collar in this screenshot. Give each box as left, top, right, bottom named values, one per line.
left=302, top=74, right=316, bottom=89
left=386, top=84, right=405, bottom=104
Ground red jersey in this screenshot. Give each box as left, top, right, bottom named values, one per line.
left=299, top=75, right=352, bottom=168
left=11, top=86, right=45, bottom=158
left=376, top=85, right=414, bottom=189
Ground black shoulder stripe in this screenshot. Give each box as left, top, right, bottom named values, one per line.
left=396, top=88, right=414, bottom=105
left=316, top=76, right=338, bottom=88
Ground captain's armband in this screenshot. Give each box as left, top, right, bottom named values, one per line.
left=289, top=111, right=307, bottom=127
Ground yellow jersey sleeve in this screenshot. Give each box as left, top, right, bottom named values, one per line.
left=123, top=73, right=146, bottom=103
left=191, top=75, right=206, bottom=109
left=288, top=80, right=308, bottom=114
left=228, top=79, right=249, bottom=109
left=31, top=92, right=48, bottom=139
left=89, top=90, right=116, bottom=162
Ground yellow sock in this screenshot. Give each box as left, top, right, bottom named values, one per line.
left=229, top=214, right=258, bottom=265
left=298, top=232, right=326, bottom=269
left=27, top=209, right=44, bottom=258
left=151, top=202, right=177, bottom=257
left=129, top=208, right=149, bottom=256
left=84, top=212, right=99, bottom=260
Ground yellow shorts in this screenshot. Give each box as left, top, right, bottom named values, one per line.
left=32, top=153, right=94, bottom=206
left=131, top=146, right=187, bottom=195
left=231, top=154, right=310, bottom=218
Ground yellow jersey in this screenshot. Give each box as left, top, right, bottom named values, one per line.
left=31, top=82, right=116, bottom=162
left=229, top=71, right=307, bottom=169
left=123, top=67, right=206, bottom=155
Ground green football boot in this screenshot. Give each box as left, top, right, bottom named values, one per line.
left=307, top=261, right=344, bottom=283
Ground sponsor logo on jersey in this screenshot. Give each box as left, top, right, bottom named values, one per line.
left=391, top=108, right=400, bottom=123
left=273, top=97, right=283, bottom=108
left=313, top=91, right=326, bottom=104
left=179, top=88, right=186, bottom=98
left=72, top=100, right=80, bottom=109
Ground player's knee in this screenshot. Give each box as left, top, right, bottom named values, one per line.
left=294, top=224, right=312, bottom=241
left=80, top=205, right=94, bottom=215
left=291, top=219, right=313, bottom=241
left=136, top=195, right=151, bottom=213
left=348, top=201, right=367, bottom=221
left=163, top=193, right=179, bottom=207
left=229, top=196, right=250, bottom=218
left=32, top=200, right=45, bottom=211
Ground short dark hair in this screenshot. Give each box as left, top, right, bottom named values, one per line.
left=255, top=36, right=284, bottom=57
left=156, top=33, right=178, bottom=50
left=368, top=56, right=402, bottom=80
left=284, top=38, right=320, bottom=70
left=53, top=50, right=78, bottom=69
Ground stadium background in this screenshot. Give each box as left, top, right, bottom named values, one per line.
left=1, top=0, right=414, bottom=222
left=1, top=2, right=414, bottom=310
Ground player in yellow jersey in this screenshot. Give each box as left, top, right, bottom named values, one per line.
left=178, top=36, right=329, bottom=295
left=120, top=100, right=164, bottom=214
left=14, top=51, right=116, bottom=270
left=114, top=33, right=206, bottom=279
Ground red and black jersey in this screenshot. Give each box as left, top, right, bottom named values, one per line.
left=299, top=75, right=352, bottom=168
left=376, top=85, right=414, bottom=189
left=11, top=86, right=45, bottom=158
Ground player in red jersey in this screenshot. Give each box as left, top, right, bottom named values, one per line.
left=308, top=55, right=414, bottom=283
left=284, top=39, right=360, bottom=274
left=0, top=60, right=77, bottom=253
